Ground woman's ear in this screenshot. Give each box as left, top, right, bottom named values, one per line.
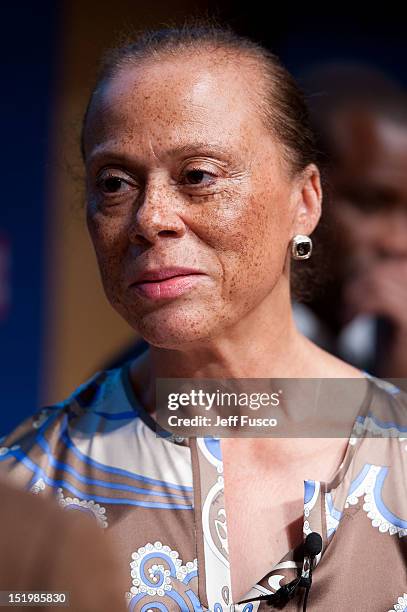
left=291, top=163, right=322, bottom=236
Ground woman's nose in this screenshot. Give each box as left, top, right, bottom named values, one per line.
left=128, top=182, right=186, bottom=245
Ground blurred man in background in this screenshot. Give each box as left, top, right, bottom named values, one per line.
left=294, top=63, right=407, bottom=378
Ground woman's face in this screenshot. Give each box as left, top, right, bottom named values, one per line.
left=83, top=52, right=305, bottom=348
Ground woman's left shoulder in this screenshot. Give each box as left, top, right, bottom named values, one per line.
left=354, top=373, right=407, bottom=447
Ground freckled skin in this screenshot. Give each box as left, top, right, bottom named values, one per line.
left=85, top=53, right=315, bottom=347
left=83, top=48, right=365, bottom=388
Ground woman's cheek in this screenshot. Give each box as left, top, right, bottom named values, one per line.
left=227, top=202, right=290, bottom=294
left=87, top=208, right=131, bottom=252
left=184, top=191, right=257, bottom=252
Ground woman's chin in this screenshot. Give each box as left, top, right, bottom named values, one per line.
left=127, top=308, right=220, bottom=350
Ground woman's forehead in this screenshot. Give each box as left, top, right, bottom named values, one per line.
left=84, top=56, right=268, bottom=159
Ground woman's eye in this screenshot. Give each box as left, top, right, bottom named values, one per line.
left=183, top=168, right=215, bottom=185
left=97, top=172, right=135, bottom=194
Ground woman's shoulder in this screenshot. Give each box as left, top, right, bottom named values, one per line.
left=299, top=337, right=407, bottom=436
left=357, top=373, right=407, bottom=436
left=320, top=345, right=407, bottom=430
left=0, top=365, right=128, bottom=466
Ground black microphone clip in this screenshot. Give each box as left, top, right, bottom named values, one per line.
left=237, top=532, right=322, bottom=609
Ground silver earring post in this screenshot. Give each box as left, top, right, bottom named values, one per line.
left=291, top=234, right=312, bottom=260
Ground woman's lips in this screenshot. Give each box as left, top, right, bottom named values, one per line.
left=131, top=273, right=206, bottom=299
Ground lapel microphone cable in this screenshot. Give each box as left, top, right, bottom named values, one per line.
left=237, top=532, right=323, bottom=611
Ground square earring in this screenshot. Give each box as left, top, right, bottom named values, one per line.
left=291, top=234, right=312, bottom=260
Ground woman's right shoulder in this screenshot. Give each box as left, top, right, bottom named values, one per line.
left=0, top=366, right=123, bottom=475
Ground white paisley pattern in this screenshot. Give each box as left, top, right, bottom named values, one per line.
left=56, top=488, right=108, bottom=528
left=127, top=542, right=197, bottom=596
left=30, top=478, right=46, bottom=494
left=345, top=465, right=407, bottom=537
left=32, top=409, right=51, bottom=429
left=387, top=592, right=407, bottom=611
left=0, top=444, right=20, bottom=457
left=126, top=542, right=198, bottom=610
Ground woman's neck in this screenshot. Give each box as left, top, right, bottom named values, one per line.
left=127, top=279, right=365, bottom=416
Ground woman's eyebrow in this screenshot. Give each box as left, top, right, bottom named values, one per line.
left=86, top=141, right=238, bottom=168
left=164, top=142, right=233, bottom=160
